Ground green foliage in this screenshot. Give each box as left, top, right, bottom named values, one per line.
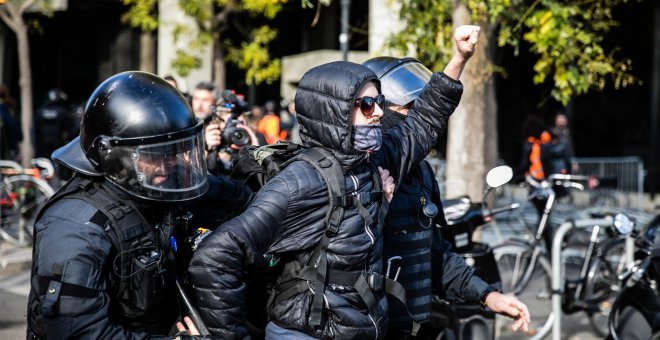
left=520, top=1, right=640, bottom=105
left=179, top=0, right=214, bottom=24
left=388, top=0, right=454, bottom=72
left=174, top=0, right=286, bottom=83
left=226, top=25, right=281, bottom=85
left=388, top=0, right=641, bottom=105
left=121, top=0, right=158, bottom=31
left=171, top=21, right=213, bottom=77
left=171, top=50, right=203, bottom=77
left=241, top=0, right=286, bottom=19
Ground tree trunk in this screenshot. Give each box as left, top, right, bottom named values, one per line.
left=139, top=31, right=155, bottom=74
left=213, top=41, right=225, bottom=91
left=445, top=4, right=498, bottom=200
left=16, top=19, right=33, bottom=167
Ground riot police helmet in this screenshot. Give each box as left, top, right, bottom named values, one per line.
left=362, top=57, right=432, bottom=107
left=53, top=71, right=208, bottom=202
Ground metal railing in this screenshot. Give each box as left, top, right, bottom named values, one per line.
left=572, top=156, right=645, bottom=209
left=425, top=156, right=646, bottom=209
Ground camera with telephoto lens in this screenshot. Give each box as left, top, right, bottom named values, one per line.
left=217, top=90, right=250, bottom=147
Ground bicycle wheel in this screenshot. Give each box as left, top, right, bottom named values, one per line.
left=0, top=175, right=54, bottom=246
left=585, top=237, right=627, bottom=337
left=493, top=242, right=553, bottom=339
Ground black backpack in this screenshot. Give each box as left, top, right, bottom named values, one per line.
left=230, top=142, right=364, bottom=242
left=230, top=142, right=350, bottom=337
left=231, top=142, right=326, bottom=190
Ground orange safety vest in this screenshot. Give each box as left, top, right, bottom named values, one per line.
left=258, top=114, right=284, bottom=145
left=527, top=131, right=552, bottom=181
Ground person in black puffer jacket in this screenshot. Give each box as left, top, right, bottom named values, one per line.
left=363, top=57, right=530, bottom=338
left=188, top=25, right=509, bottom=340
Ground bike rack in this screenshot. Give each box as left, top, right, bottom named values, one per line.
left=551, top=217, right=635, bottom=340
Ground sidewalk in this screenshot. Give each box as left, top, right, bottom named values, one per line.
left=0, top=242, right=32, bottom=276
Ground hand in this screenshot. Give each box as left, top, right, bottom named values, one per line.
left=205, top=123, right=222, bottom=150
left=174, top=316, right=200, bottom=338
left=484, top=292, right=531, bottom=333
left=443, top=25, right=481, bottom=80
left=218, top=150, right=233, bottom=162
left=378, top=166, right=395, bottom=203
left=453, top=25, right=480, bottom=60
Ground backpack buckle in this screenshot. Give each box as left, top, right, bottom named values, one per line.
left=367, top=273, right=384, bottom=294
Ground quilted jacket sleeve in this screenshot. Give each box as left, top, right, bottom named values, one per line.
left=188, top=176, right=293, bottom=339
left=379, top=72, right=463, bottom=185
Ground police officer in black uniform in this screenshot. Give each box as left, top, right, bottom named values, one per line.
left=26, top=71, right=251, bottom=339
left=33, top=89, right=70, bottom=159
left=363, top=57, right=530, bottom=338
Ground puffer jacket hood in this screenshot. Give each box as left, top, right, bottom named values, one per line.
left=295, top=61, right=380, bottom=170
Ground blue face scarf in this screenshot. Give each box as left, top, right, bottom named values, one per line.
left=352, top=124, right=382, bottom=152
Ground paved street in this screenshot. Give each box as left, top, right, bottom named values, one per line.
left=0, top=260, right=30, bottom=339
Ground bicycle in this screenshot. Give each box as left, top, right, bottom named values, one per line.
left=0, top=158, right=56, bottom=246
left=491, top=174, right=629, bottom=339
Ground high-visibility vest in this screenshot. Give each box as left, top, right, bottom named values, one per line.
left=258, top=114, right=283, bottom=144
left=527, top=131, right=552, bottom=181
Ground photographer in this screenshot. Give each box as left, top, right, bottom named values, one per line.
left=204, top=90, right=260, bottom=176
left=191, top=81, right=217, bottom=119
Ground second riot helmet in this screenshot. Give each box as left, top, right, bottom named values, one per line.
left=362, top=57, right=432, bottom=107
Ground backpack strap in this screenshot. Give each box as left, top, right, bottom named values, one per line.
left=289, top=147, right=346, bottom=327
left=293, top=147, right=346, bottom=235
left=279, top=148, right=394, bottom=328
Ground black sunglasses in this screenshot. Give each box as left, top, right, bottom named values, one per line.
left=354, top=94, right=385, bottom=118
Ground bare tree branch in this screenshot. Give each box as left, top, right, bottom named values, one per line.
left=0, top=7, right=19, bottom=33
left=214, top=1, right=235, bottom=29
left=19, top=0, right=39, bottom=14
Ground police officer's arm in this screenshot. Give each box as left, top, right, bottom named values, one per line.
left=432, top=232, right=531, bottom=333
left=428, top=195, right=530, bottom=332
left=32, top=200, right=171, bottom=339
left=430, top=227, right=490, bottom=304
left=190, top=174, right=254, bottom=228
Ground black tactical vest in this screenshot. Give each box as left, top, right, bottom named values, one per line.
left=383, top=160, right=445, bottom=327
left=27, top=175, right=179, bottom=338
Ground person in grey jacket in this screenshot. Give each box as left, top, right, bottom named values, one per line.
left=188, top=25, right=527, bottom=339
